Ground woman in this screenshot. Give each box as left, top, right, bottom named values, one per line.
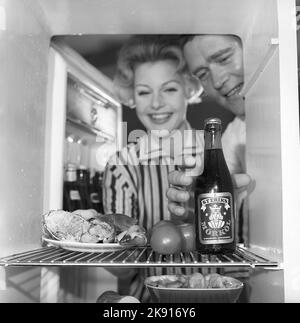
left=102, top=35, right=204, bottom=302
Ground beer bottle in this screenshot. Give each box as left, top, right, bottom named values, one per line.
left=194, top=118, right=236, bottom=254
left=63, top=163, right=84, bottom=211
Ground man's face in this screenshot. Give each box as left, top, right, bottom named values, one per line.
left=183, top=35, right=245, bottom=116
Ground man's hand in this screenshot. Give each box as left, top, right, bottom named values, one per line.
left=167, top=157, right=251, bottom=217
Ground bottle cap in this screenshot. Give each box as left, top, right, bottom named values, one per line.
left=204, top=118, right=221, bottom=126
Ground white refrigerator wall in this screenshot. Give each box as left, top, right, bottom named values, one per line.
left=0, top=0, right=51, bottom=257
left=245, top=0, right=300, bottom=302
left=0, top=0, right=51, bottom=302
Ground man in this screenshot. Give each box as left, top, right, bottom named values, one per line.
left=167, top=34, right=249, bottom=223
left=166, top=34, right=252, bottom=303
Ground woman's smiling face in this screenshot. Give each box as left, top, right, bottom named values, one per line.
left=133, top=60, right=189, bottom=134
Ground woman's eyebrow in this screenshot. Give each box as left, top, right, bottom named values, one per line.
left=135, top=79, right=181, bottom=88
left=161, top=80, right=181, bottom=87
left=135, top=83, right=151, bottom=88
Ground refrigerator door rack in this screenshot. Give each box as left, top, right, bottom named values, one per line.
left=0, top=245, right=279, bottom=269
left=66, top=116, right=115, bottom=142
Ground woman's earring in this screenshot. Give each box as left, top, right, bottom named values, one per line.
left=184, top=74, right=203, bottom=104
left=128, top=99, right=136, bottom=109
left=188, top=86, right=203, bottom=104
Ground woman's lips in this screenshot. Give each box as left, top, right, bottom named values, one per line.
left=148, top=113, right=173, bottom=124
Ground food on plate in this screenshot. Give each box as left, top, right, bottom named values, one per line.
left=146, top=273, right=241, bottom=289
left=43, top=209, right=147, bottom=246
left=103, top=213, right=138, bottom=232
left=96, top=291, right=140, bottom=303
left=43, top=209, right=115, bottom=243
left=150, top=221, right=182, bottom=254
left=71, top=209, right=99, bottom=221
left=116, top=224, right=148, bottom=247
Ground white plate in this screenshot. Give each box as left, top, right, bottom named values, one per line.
left=42, top=237, right=126, bottom=253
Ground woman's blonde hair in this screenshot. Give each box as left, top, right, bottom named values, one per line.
left=113, top=35, right=199, bottom=106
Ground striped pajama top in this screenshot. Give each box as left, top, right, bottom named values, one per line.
left=103, top=123, right=204, bottom=233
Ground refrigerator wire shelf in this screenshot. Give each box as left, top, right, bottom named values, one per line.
left=0, top=245, right=278, bottom=268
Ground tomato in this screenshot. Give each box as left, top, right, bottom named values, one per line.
left=150, top=221, right=182, bottom=254
left=176, top=223, right=196, bottom=252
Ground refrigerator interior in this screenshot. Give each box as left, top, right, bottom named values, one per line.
left=1, top=0, right=300, bottom=302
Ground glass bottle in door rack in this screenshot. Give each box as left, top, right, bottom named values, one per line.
left=89, top=171, right=104, bottom=214
left=194, top=118, right=236, bottom=254
left=77, top=166, right=92, bottom=209
left=63, top=163, right=84, bottom=211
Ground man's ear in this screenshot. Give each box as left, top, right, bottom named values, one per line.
left=183, top=74, right=203, bottom=104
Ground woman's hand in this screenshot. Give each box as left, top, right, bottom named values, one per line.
left=167, top=156, right=251, bottom=217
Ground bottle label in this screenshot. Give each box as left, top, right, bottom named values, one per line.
left=70, top=190, right=81, bottom=200
left=90, top=193, right=100, bottom=203
left=197, top=192, right=234, bottom=244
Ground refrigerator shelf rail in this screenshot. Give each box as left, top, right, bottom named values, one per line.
left=67, top=117, right=115, bottom=142
left=0, top=246, right=278, bottom=268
